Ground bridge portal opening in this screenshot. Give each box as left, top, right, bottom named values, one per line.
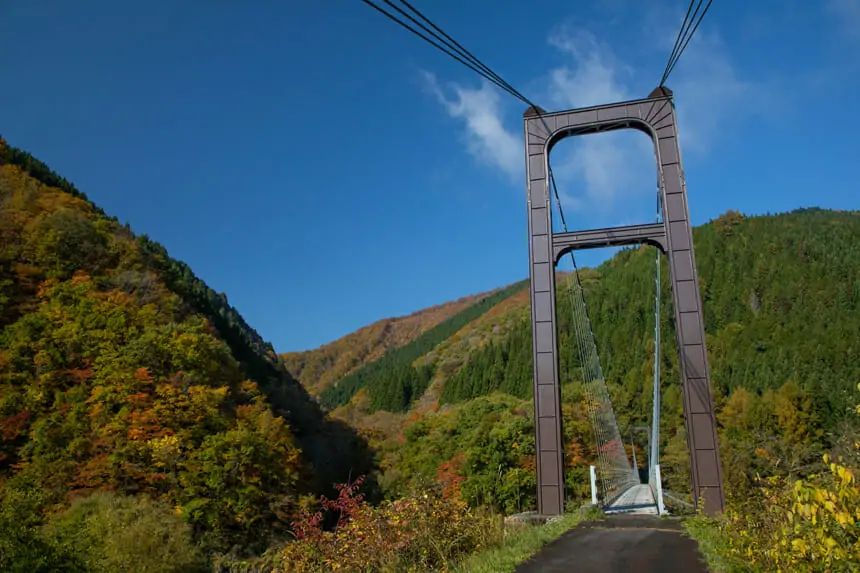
left=546, top=127, right=681, bottom=512
left=546, top=129, right=659, bottom=246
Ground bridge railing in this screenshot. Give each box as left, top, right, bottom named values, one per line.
left=648, top=464, right=667, bottom=515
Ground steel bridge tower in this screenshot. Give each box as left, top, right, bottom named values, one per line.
left=523, top=86, right=725, bottom=517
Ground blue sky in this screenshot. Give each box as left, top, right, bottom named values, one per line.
left=1, top=0, right=858, bottom=352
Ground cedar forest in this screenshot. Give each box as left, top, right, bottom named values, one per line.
left=1, top=136, right=858, bottom=572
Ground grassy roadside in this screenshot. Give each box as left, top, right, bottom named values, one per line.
left=452, top=505, right=603, bottom=573
left=682, top=516, right=738, bottom=573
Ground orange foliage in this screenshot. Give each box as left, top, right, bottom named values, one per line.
left=70, top=269, right=90, bottom=285
left=565, top=437, right=588, bottom=465
left=519, top=455, right=536, bottom=472
left=69, top=368, right=94, bottom=384
left=435, top=452, right=466, bottom=500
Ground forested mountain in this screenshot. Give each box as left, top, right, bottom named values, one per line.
left=298, top=207, right=860, bottom=510
left=316, top=280, right=528, bottom=414
left=280, top=289, right=494, bottom=396
left=0, top=137, right=377, bottom=558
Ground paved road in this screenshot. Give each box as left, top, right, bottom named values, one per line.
left=514, top=515, right=710, bottom=573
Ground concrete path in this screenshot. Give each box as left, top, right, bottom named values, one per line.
left=514, top=515, right=710, bottom=573
left=605, top=484, right=659, bottom=516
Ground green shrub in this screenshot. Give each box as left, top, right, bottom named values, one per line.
left=45, top=491, right=206, bottom=573
left=0, top=487, right=85, bottom=572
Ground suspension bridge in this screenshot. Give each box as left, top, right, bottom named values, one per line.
left=549, top=154, right=669, bottom=517
left=357, top=0, right=726, bottom=523
left=560, top=237, right=665, bottom=517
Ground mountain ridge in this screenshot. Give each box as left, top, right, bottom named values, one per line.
left=280, top=288, right=498, bottom=396
left=0, top=136, right=378, bottom=555
left=281, top=207, right=860, bottom=508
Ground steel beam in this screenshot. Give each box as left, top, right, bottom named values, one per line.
left=552, top=222, right=667, bottom=263
left=523, top=86, right=725, bottom=517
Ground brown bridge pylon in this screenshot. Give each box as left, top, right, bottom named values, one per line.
left=523, top=86, right=725, bottom=517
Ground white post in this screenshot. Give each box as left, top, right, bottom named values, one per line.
left=654, top=464, right=666, bottom=515
left=590, top=465, right=598, bottom=505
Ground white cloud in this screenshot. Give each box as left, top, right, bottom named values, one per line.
left=542, top=26, right=654, bottom=215
left=422, top=11, right=764, bottom=218
left=546, top=27, right=632, bottom=108
left=421, top=71, right=521, bottom=180
left=552, top=132, right=651, bottom=216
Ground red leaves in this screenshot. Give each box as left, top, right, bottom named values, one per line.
left=0, top=409, right=31, bottom=440
left=290, top=475, right=367, bottom=540
left=323, top=475, right=366, bottom=531
left=291, top=507, right=325, bottom=541
left=435, top=453, right=466, bottom=500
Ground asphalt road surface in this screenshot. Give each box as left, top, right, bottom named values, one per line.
left=514, top=515, right=710, bottom=573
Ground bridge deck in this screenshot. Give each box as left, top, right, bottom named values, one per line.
left=605, top=484, right=659, bottom=515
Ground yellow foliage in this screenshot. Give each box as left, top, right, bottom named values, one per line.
left=148, top=434, right=183, bottom=469
left=691, top=383, right=860, bottom=572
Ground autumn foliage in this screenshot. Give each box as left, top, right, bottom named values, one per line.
left=260, top=477, right=503, bottom=573
left=4, top=133, right=860, bottom=572
left=687, top=384, right=860, bottom=572
left=0, top=140, right=375, bottom=560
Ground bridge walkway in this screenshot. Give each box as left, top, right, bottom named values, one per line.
left=605, top=484, right=659, bottom=516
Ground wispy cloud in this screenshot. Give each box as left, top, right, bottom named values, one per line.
left=422, top=8, right=766, bottom=218
left=542, top=25, right=652, bottom=215
left=421, top=71, right=521, bottom=181
left=545, top=26, right=632, bottom=109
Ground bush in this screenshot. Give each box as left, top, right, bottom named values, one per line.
left=688, top=458, right=859, bottom=573
left=687, top=383, right=860, bottom=572
left=0, top=487, right=85, bottom=572
left=45, top=491, right=206, bottom=573
left=259, top=477, right=504, bottom=572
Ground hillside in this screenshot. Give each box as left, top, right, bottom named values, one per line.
left=2, top=130, right=857, bottom=570
left=296, top=207, right=860, bottom=508
left=0, top=137, right=377, bottom=556
left=280, top=289, right=495, bottom=396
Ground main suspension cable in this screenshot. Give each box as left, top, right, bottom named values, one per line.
left=660, top=0, right=716, bottom=85
left=393, top=0, right=527, bottom=102
left=358, top=0, right=541, bottom=108
left=660, top=0, right=697, bottom=85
